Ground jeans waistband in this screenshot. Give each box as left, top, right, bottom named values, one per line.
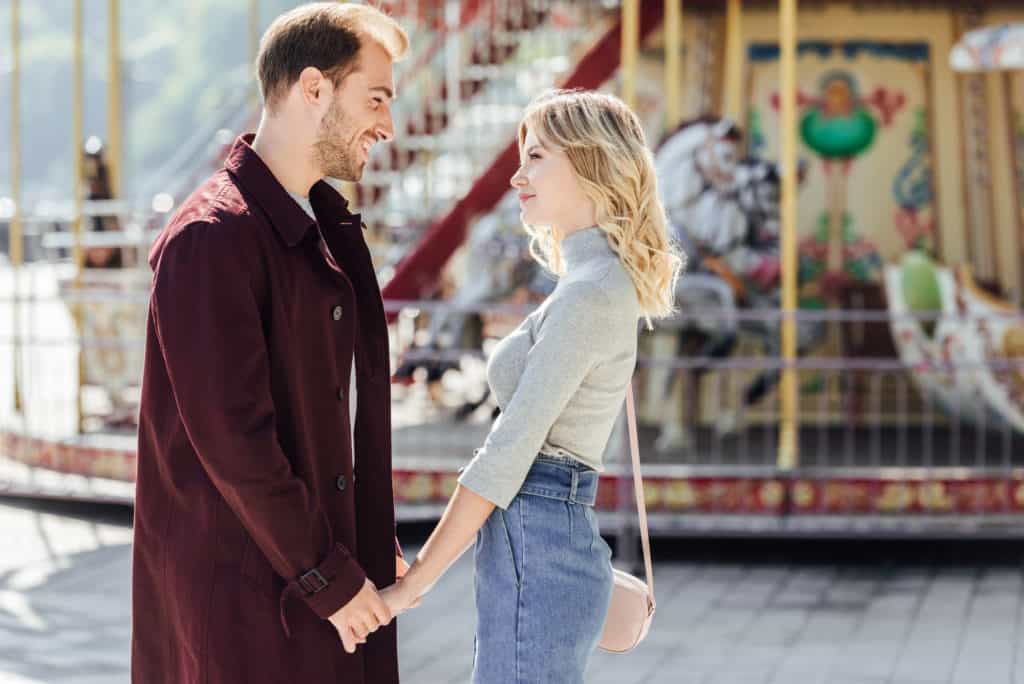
left=518, top=454, right=599, bottom=506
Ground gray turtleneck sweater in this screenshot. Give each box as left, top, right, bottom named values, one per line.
left=457, top=226, right=641, bottom=509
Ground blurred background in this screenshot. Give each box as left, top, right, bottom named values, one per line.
left=4, top=1, right=1024, bottom=682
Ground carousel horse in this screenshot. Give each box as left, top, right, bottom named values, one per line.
left=718, top=158, right=824, bottom=434
left=653, top=117, right=822, bottom=451
left=392, top=195, right=555, bottom=418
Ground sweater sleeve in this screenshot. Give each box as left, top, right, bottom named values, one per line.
left=457, top=281, right=615, bottom=508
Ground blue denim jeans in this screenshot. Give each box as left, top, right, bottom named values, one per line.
left=470, top=454, right=614, bottom=683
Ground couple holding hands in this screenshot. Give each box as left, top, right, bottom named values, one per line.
left=130, top=3, right=681, bottom=683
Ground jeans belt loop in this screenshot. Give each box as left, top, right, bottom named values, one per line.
left=569, top=468, right=579, bottom=503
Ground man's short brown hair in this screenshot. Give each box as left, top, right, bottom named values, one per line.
left=256, top=2, right=408, bottom=110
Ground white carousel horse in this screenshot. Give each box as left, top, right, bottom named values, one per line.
left=652, top=118, right=822, bottom=451
left=392, top=193, right=554, bottom=418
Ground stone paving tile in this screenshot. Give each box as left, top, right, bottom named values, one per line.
left=890, top=577, right=968, bottom=683
left=948, top=590, right=1017, bottom=684
left=826, top=639, right=903, bottom=681
left=705, top=673, right=772, bottom=684
left=587, top=656, right=661, bottom=684
left=645, top=670, right=707, bottom=684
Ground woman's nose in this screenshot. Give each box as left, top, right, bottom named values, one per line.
left=510, top=170, right=525, bottom=188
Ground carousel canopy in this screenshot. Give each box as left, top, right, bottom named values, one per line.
left=950, top=23, right=1024, bottom=72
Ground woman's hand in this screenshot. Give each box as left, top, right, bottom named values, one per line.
left=379, top=579, right=423, bottom=617
left=381, top=484, right=495, bottom=619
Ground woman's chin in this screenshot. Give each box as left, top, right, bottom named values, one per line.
left=519, top=209, right=545, bottom=226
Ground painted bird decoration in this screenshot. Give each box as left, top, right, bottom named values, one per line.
left=773, top=70, right=905, bottom=298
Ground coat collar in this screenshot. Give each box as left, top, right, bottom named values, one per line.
left=224, top=133, right=360, bottom=247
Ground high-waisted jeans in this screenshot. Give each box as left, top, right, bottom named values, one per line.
left=469, top=454, right=614, bottom=683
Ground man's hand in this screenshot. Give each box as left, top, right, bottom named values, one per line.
left=327, top=578, right=392, bottom=654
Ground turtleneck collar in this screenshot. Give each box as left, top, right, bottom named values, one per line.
left=561, top=226, right=614, bottom=270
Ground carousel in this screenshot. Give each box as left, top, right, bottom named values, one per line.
left=4, top=1, right=1024, bottom=536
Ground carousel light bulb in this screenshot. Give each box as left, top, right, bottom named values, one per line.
left=152, top=193, right=174, bottom=214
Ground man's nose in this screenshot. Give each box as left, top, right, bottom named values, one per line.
left=375, top=113, right=395, bottom=143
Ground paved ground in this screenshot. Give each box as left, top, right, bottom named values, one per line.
left=4, top=498, right=1024, bottom=683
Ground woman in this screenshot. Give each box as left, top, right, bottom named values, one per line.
left=380, top=89, right=683, bottom=683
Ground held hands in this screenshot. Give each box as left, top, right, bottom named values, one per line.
left=327, top=556, right=422, bottom=654
left=327, top=578, right=391, bottom=654
left=327, top=581, right=391, bottom=655
left=380, top=554, right=425, bottom=617
left=379, top=578, right=423, bottom=617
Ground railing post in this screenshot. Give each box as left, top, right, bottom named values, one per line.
left=108, top=0, right=122, bottom=198
left=73, top=0, right=86, bottom=433
left=10, top=0, right=24, bottom=413
left=616, top=377, right=640, bottom=575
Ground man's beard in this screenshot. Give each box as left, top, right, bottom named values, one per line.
left=313, top=100, right=364, bottom=182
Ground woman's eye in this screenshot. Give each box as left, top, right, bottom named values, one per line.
left=529, top=153, right=541, bottom=160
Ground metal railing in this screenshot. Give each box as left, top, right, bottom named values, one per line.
left=4, top=291, right=1024, bottom=533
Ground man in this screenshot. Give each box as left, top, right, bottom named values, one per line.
left=131, top=4, right=410, bottom=682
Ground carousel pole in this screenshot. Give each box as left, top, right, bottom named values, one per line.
left=619, top=0, right=641, bottom=574
left=777, top=0, right=800, bottom=471
left=73, top=0, right=86, bottom=433
left=724, top=0, right=744, bottom=123
left=107, top=0, right=122, bottom=197
left=664, top=0, right=682, bottom=129
left=662, top=2, right=691, bottom=439
left=621, top=0, right=639, bottom=110
left=249, top=0, right=260, bottom=101
left=10, top=0, right=24, bottom=413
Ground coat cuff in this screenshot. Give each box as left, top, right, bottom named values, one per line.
left=287, top=542, right=367, bottom=620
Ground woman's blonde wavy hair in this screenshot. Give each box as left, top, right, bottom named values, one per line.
left=517, top=89, right=685, bottom=329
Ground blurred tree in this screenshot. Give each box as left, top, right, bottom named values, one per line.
left=0, top=0, right=303, bottom=207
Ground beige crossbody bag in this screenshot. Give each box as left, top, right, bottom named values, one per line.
left=598, top=383, right=656, bottom=653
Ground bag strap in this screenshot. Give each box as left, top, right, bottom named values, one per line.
left=624, top=382, right=654, bottom=597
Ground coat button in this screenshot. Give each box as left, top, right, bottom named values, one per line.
left=337, top=387, right=345, bottom=401
left=335, top=475, right=346, bottom=492
left=332, top=305, right=343, bottom=321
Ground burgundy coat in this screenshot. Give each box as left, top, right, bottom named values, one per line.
left=131, top=134, right=400, bottom=683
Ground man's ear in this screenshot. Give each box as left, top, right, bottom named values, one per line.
left=296, top=66, right=327, bottom=107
